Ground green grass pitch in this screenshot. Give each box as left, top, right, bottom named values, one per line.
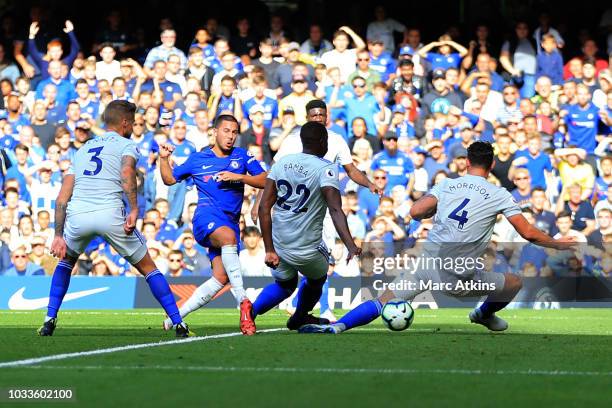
left=1, top=308, right=611, bottom=407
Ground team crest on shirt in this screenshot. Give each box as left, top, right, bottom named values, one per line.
left=166, top=86, right=173, bottom=92
left=587, top=113, right=594, bottom=119
left=246, top=151, right=254, bottom=157
left=230, top=161, right=240, bottom=169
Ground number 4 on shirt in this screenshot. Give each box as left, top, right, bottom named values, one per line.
left=449, top=198, right=470, bottom=229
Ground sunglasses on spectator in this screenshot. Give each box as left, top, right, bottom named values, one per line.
left=134, top=122, right=145, bottom=126
left=353, top=83, right=366, bottom=88
left=169, top=259, right=182, bottom=263
left=374, top=176, right=387, bottom=180
left=503, top=92, right=516, bottom=95
left=357, top=58, right=370, bottom=62
left=13, top=254, right=27, bottom=259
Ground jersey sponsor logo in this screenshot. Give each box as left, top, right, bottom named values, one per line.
left=8, top=286, right=109, bottom=310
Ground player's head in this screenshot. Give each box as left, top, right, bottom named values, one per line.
left=213, top=114, right=240, bottom=153
left=466, top=141, right=494, bottom=174
left=306, top=99, right=328, bottom=125
left=300, top=121, right=328, bottom=157
left=103, top=100, right=137, bottom=137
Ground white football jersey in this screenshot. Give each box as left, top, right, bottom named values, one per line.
left=268, top=153, right=340, bottom=264
left=426, top=174, right=522, bottom=273
left=67, top=132, right=139, bottom=215
left=273, top=128, right=352, bottom=167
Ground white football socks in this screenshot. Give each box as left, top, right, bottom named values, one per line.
left=221, top=245, right=247, bottom=304
left=164, top=277, right=224, bottom=328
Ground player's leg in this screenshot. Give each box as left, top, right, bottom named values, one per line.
left=251, top=261, right=298, bottom=319
left=38, top=254, right=79, bottom=336
left=39, top=212, right=90, bottom=336
left=163, top=256, right=227, bottom=329
left=286, top=255, right=334, bottom=330
left=104, top=209, right=191, bottom=337
left=299, top=271, right=425, bottom=334
left=208, top=225, right=256, bottom=335
left=208, top=226, right=247, bottom=304
left=469, top=273, right=522, bottom=331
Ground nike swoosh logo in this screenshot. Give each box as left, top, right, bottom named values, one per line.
left=8, top=287, right=110, bottom=310
left=202, top=165, right=214, bottom=170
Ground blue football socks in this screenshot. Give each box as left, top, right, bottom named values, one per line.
left=252, top=278, right=296, bottom=318
left=146, top=270, right=182, bottom=325
left=336, top=299, right=383, bottom=331
left=46, top=259, right=76, bottom=319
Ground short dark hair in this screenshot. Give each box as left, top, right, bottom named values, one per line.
left=306, top=99, right=327, bottom=112
left=244, top=226, right=261, bottom=237
left=103, top=100, right=136, bottom=126
left=300, top=121, right=327, bottom=146
left=557, top=210, right=572, bottom=220
left=399, top=59, right=414, bottom=68
left=531, top=187, right=546, bottom=196
left=213, top=114, right=239, bottom=129
left=467, top=141, right=494, bottom=169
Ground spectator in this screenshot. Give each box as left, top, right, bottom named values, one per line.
left=556, top=183, right=596, bottom=235
left=300, top=24, right=333, bottom=59
left=240, top=105, right=273, bottom=164
left=4, top=245, right=44, bottom=276
left=34, top=60, right=77, bottom=106
left=347, top=49, right=381, bottom=92
left=536, top=33, right=564, bottom=86
left=0, top=44, right=20, bottom=84
left=143, top=29, right=187, bottom=74
left=500, top=21, right=538, bottom=98
left=371, top=132, right=414, bottom=190
left=230, top=17, right=258, bottom=61
left=530, top=187, right=558, bottom=236
left=27, top=20, right=80, bottom=80
left=554, top=147, right=595, bottom=199
left=510, top=168, right=532, bottom=207
left=166, top=250, right=192, bottom=277
left=173, top=229, right=210, bottom=276
left=278, top=75, right=315, bottom=125
left=366, top=5, right=406, bottom=53
left=28, top=233, right=56, bottom=275
left=553, top=210, right=587, bottom=242
left=417, top=34, right=468, bottom=71
left=510, top=133, right=553, bottom=189
left=588, top=208, right=612, bottom=249
left=320, top=27, right=366, bottom=83
left=239, top=226, right=270, bottom=277
left=348, top=117, right=381, bottom=155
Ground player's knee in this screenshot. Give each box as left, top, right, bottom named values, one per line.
left=306, top=275, right=327, bottom=289
left=504, top=273, right=523, bottom=295
left=277, top=275, right=298, bottom=293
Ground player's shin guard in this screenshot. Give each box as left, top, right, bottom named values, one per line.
left=180, top=277, right=224, bottom=317
left=294, top=276, right=327, bottom=318
left=336, top=299, right=383, bottom=332
left=146, top=270, right=181, bottom=325
left=46, top=259, right=76, bottom=320
left=252, top=277, right=298, bottom=318
left=221, top=245, right=247, bottom=303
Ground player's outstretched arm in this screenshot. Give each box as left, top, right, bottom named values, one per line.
left=409, top=194, right=438, bottom=221
left=258, top=179, right=280, bottom=268
left=216, top=171, right=267, bottom=188
left=158, top=143, right=177, bottom=185
left=322, top=186, right=361, bottom=262
left=343, top=163, right=379, bottom=195
left=50, top=174, right=75, bottom=259
left=507, top=214, right=576, bottom=250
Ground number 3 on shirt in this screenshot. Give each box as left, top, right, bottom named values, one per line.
left=448, top=198, right=470, bottom=229
left=83, top=146, right=104, bottom=176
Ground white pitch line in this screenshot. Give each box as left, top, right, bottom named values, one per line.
left=0, top=328, right=284, bottom=368
left=15, top=365, right=612, bottom=377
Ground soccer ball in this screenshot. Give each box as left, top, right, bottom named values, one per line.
left=381, top=299, right=414, bottom=331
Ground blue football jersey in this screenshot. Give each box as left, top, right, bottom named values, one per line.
left=172, top=146, right=265, bottom=223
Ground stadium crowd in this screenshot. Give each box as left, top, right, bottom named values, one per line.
left=0, top=5, right=610, bottom=285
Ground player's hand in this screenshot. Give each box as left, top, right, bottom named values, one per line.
left=265, top=251, right=280, bottom=269
left=29, top=22, right=39, bottom=39
left=369, top=182, right=383, bottom=197
left=554, top=236, right=579, bottom=251
left=124, top=209, right=138, bottom=235
left=158, top=143, right=175, bottom=159
left=215, top=171, right=243, bottom=182
left=346, top=245, right=362, bottom=264
left=50, top=236, right=67, bottom=259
